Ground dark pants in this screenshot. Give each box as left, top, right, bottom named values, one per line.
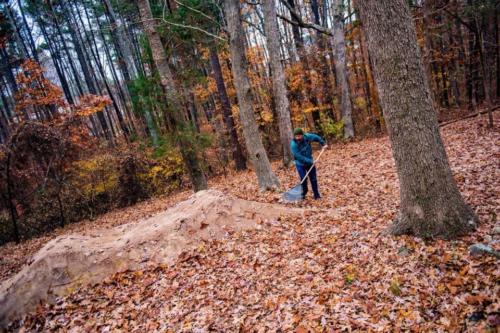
left=296, top=164, right=320, bottom=199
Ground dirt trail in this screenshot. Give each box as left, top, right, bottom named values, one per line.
left=0, top=190, right=304, bottom=327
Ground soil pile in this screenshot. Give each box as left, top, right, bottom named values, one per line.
left=0, top=190, right=302, bottom=326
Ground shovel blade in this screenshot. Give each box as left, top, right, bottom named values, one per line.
left=282, top=184, right=303, bottom=202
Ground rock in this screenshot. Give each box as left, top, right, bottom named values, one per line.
left=484, top=235, right=493, bottom=243
left=492, top=226, right=500, bottom=235
left=469, top=243, right=500, bottom=258
left=468, top=311, right=485, bottom=322
left=397, top=246, right=411, bottom=257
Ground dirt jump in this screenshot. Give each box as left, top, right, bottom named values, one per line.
left=0, top=190, right=303, bottom=327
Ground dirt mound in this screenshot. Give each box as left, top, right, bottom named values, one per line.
left=0, top=190, right=302, bottom=327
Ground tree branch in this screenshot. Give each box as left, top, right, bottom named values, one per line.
left=278, top=0, right=332, bottom=36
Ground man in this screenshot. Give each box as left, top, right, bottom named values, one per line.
left=290, top=128, right=327, bottom=200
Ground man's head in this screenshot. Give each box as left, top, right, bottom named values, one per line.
left=294, top=128, right=304, bottom=141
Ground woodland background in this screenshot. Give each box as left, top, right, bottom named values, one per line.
left=0, top=0, right=498, bottom=244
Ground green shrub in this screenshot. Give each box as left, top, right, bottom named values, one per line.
left=320, top=118, right=344, bottom=140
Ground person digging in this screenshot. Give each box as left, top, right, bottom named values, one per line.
left=290, top=128, right=327, bottom=200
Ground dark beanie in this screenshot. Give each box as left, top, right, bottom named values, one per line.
left=294, top=128, right=304, bottom=135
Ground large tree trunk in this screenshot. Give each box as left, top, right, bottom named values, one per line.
left=357, top=0, right=478, bottom=238
left=137, top=0, right=207, bottom=192
left=262, top=0, right=294, bottom=166
left=331, top=0, right=354, bottom=138
left=224, top=0, right=280, bottom=191
left=208, top=45, right=247, bottom=171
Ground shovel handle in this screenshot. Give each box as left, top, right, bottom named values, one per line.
left=300, top=146, right=326, bottom=185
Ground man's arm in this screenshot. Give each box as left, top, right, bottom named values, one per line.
left=305, top=133, right=326, bottom=146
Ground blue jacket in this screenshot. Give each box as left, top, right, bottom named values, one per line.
left=290, top=133, right=326, bottom=166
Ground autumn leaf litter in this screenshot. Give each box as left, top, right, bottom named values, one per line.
left=7, top=116, right=500, bottom=332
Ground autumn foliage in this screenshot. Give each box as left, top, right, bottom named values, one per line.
left=0, top=61, right=187, bottom=244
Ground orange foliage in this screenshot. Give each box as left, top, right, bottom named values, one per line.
left=12, top=59, right=112, bottom=148
left=74, top=95, right=112, bottom=118
left=14, top=59, right=66, bottom=117
left=14, top=59, right=111, bottom=125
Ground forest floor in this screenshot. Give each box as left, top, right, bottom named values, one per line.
left=3, top=114, right=500, bottom=332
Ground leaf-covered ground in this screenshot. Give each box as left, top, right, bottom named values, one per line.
left=5, top=115, right=500, bottom=332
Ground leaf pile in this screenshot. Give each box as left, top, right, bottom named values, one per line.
left=7, top=115, right=500, bottom=332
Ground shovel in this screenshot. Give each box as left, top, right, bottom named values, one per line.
left=282, top=146, right=326, bottom=202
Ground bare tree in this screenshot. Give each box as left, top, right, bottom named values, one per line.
left=208, top=44, right=247, bottom=170
left=357, top=0, right=478, bottom=238
left=223, top=0, right=280, bottom=191
left=262, top=0, right=294, bottom=166
left=330, top=0, right=354, bottom=138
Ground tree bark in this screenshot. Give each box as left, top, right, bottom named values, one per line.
left=208, top=44, right=247, bottom=170
left=262, top=0, right=294, bottom=166
left=80, top=2, right=114, bottom=140
left=331, top=0, right=354, bottom=138
left=47, top=2, right=85, bottom=97
left=357, top=0, right=478, bottom=239
left=287, top=0, right=304, bottom=61
left=4, top=3, right=28, bottom=59
left=102, top=0, right=137, bottom=80
left=474, top=17, right=494, bottom=128
left=19, top=1, right=39, bottom=63
left=36, top=19, right=74, bottom=106
left=137, top=0, right=207, bottom=192
left=224, top=0, right=280, bottom=191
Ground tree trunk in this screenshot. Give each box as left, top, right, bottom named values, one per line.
left=357, top=0, right=478, bottom=239
left=0, top=49, right=18, bottom=95
left=19, top=1, right=39, bottom=63
left=331, top=0, right=355, bottom=138
left=224, top=0, right=280, bottom=191
left=286, top=0, right=322, bottom=132
left=137, top=0, right=207, bottom=192
left=287, top=0, right=304, bottom=61
left=474, top=18, right=494, bottom=128
left=208, top=44, right=247, bottom=170
left=36, top=19, right=75, bottom=106
left=93, top=8, right=132, bottom=138
left=262, top=0, right=294, bottom=166
left=80, top=2, right=114, bottom=140
left=102, top=0, right=137, bottom=80
left=47, top=2, right=85, bottom=97
left=4, top=3, right=28, bottom=59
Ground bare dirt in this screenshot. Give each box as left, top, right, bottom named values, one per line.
left=0, top=190, right=303, bottom=327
